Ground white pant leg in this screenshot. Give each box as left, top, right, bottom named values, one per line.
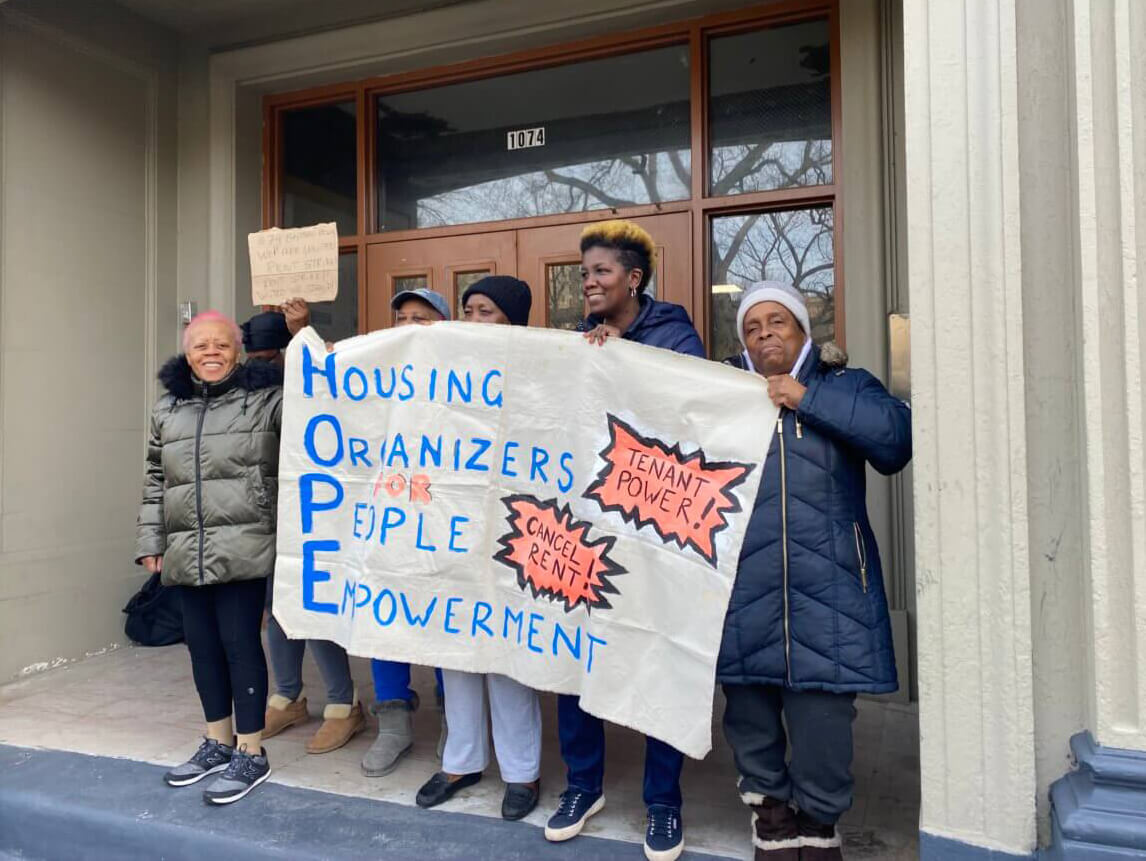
left=487, top=674, right=542, bottom=784
left=441, top=670, right=489, bottom=775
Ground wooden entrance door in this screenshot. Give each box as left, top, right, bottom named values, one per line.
left=363, top=230, right=516, bottom=331
left=514, top=212, right=692, bottom=329
left=364, top=213, right=693, bottom=333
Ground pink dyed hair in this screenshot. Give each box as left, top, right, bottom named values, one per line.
left=183, top=310, right=242, bottom=353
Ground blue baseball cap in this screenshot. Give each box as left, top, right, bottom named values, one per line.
left=391, top=287, right=450, bottom=321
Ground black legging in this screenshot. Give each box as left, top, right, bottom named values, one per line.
left=180, top=578, right=268, bottom=735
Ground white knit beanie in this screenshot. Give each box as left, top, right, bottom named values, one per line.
left=735, top=281, right=811, bottom=347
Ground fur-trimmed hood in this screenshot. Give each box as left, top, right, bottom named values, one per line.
left=816, top=341, right=848, bottom=369
left=158, top=355, right=283, bottom=401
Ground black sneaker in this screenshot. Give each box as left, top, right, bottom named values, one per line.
left=163, top=738, right=233, bottom=787
left=202, top=746, right=271, bottom=805
left=501, top=781, right=539, bottom=821
left=544, top=788, right=605, bottom=842
left=644, top=804, right=684, bottom=861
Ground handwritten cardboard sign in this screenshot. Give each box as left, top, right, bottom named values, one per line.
left=272, top=324, right=776, bottom=757
left=248, top=223, right=338, bottom=305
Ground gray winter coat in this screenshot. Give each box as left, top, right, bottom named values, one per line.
left=135, top=356, right=283, bottom=587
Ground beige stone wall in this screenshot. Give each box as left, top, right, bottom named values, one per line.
left=0, top=1, right=180, bottom=681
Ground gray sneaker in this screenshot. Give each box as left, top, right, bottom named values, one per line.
left=202, top=746, right=271, bottom=805
left=163, top=738, right=233, bottom=787
left=362, top=696, right=416, bottom=777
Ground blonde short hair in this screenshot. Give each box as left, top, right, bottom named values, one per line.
left=580, top=219, right=657, bottom=292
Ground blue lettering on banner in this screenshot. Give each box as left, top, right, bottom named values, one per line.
left=446, top=369, right=471, bottom=404
left=352, top=502, right=374, bottom=539
left=530, top=447, right=549, bottom=483
left=415, top=514, right=437, bottom=552
left=481, top=370, right=503, bottom=408
left=472, top=601, right=494, bottom=637
left=553, top=621, right=582, bottom=660
left=448, top=516, right=469, bottom=553
left=557, top=452, right=575, bottom=493
left=344, top=366, right=368, bottom=401
left=348, top=437, right=371, bottom=467
left=444, top=597, right=462, bottom=634
left=373, top=367, right=397, bottom=398
left=299, top=473, right=344, bottom=534
left=501, top=441, right=519, bottom=478
left=386, top=433, right=410, bottom=469
left=378, top=507, right=406, bottom=544
left=398, top=365, right=415, bottom=401
left=400, top=593, right=437, bottom=627
left=586, top=632, right=607, bottom=673
left=503, top=607, right=524, bottom=643
left=301, top=539, right=340, bottom=614
left=527, top=612, right=545, bottom=654
left=301, top=345, right=337, bottom=398
left=298, top=577, right=609, bottom=674
left=304, top=414, right=344, bottom=467
left=465, top=438, right=491, bottom=472
left=373, top=589, right=397, bottom=626
left=341, top=579, right=358, bottom=617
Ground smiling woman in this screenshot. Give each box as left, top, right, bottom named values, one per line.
left=183, top=311, right=242, bottom=383
left=135, top=310, right=284, bottom=805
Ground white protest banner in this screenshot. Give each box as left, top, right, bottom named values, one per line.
left=273, top=324, right=776, bottom=757
left=248, top=222, right=338, bottom=305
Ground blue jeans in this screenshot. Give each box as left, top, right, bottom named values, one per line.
left=557, top=693, right=684, bottom=809
left=370, top=659, right=443, bottom=704
left=265, top=576, right=354, bottom=705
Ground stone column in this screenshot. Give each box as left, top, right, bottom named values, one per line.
left=902, top=0, right=1040, bottom=857
left=1048, top=1, right=1146, bottom=856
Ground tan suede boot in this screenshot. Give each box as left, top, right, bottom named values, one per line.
left=263, top=695, right=309, bottom=740
left=307, top=701, right=366, bottom=754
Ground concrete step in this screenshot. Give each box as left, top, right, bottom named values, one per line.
left=0, top=744, right=732, bottom=861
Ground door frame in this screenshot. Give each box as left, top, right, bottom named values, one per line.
left=260, top=0, right=846, bottom=355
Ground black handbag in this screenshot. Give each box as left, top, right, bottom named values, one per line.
left=123, top=572, right=184, bottom=646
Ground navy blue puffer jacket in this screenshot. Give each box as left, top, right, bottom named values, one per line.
left=580, top=294, right=706, bottom=357
left=717, top=344, right=912, bottom=693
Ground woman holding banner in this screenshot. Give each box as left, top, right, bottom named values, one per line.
left=414, top=276, right=544, bottom=822
left=546, top=220, right=704, bottom=861
left=135, top=311, right=281, bottom=805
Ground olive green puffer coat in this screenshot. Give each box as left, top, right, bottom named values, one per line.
left=135, top=356, right=283, bottom=587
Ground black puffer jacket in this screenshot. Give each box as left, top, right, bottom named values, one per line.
left=135, top=357, right=283, bottom=587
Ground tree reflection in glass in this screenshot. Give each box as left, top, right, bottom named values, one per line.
left=710, top=207, right=835, bottom=362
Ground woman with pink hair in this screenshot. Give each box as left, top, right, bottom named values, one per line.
left=135, top=310, right=282, bottom=804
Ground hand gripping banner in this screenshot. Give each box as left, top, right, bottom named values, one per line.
left=273, top=324, right=776, bottom=757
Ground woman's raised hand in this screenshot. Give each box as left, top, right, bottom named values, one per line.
left=281, top=298, right=311, bottom=336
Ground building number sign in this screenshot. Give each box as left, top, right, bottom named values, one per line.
left=507, top=127, right=546, bottom=150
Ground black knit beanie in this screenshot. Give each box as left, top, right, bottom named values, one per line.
left=241, top=311, right=291, bottom=352
left=462, top=276, right=532, bottom=326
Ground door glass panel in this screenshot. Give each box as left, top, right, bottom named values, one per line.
left=376, top=45, right=691, bottom=230
left=455, top=270, right=491, bottom=317
left=306, top=253, right=359, bottom=341
left=546, top=260, right=658, bottom=329
left=708, top=20, right=832, bottom=195
left=393, top=274, right=428, bottom=294
left=547, top=263, right=583, bottom=330
left=281, top=101, right=358, bottom=235
left=709, top=206, right=835, bottom=361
